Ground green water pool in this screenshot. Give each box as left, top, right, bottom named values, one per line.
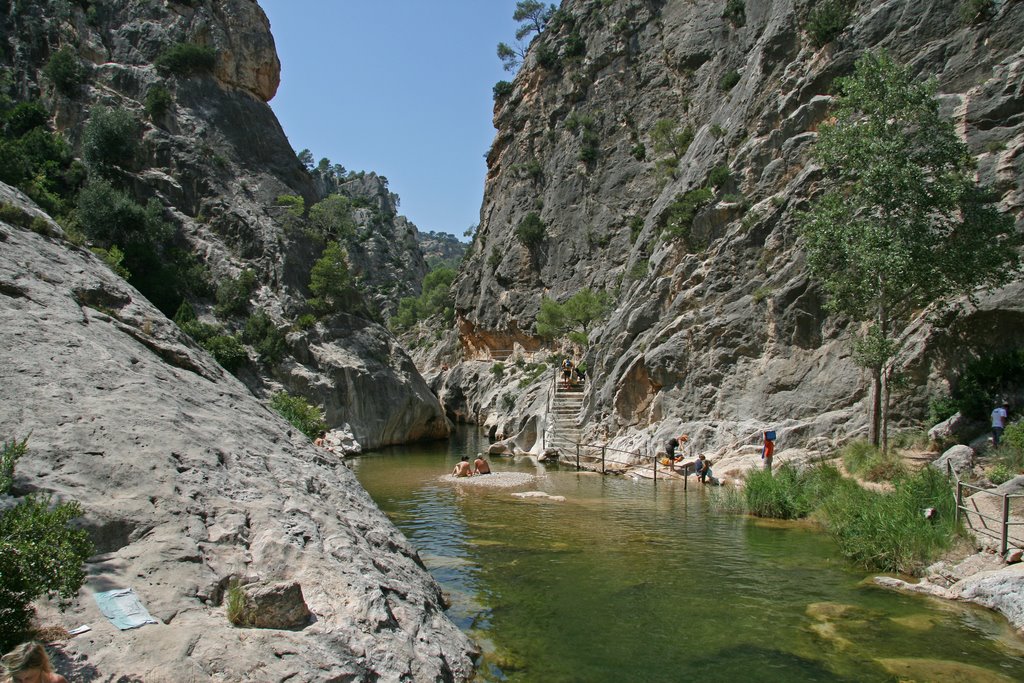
left=352, top=431, right=1024, bottom=682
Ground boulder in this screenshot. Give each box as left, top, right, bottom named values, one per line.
left=238, top=581, right=311, bottom=630
left=928, top=412, right=969, bottom=449
left=931, top=445, right=975, bottom=478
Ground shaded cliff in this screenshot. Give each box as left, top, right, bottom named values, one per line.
left=444, top=0, right=1024, bottom=456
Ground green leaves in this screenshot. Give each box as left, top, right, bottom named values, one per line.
left=801, top=50, right=1019, bottom=328
left=270, top=392, right=327, bottom=440
left=536, top=288, right=610, bottom=343
left=0, top=439, right=93, bottom=650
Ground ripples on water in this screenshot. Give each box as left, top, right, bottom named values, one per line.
left=353, top=430, right=1024, bottom=683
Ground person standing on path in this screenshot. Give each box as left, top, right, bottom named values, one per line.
left=992, top=402, right=1010, bottom=448
left=762, top=431, right=776, bottom=472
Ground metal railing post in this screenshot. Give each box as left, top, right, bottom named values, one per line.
left=1002, top=494, right=1010, bottom=557
left=652, top=452, right=657, bottom=485
left=955, top=480, right=962, bottom=526
left=576, top=443, right=580, bottom=471
left=601, top=446, right=606, bottom=474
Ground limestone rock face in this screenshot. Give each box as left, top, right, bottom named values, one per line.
left=0, top=1, right=445, bottom=447
left=446, top=0, right=1024, bottom=454
left=0, top=203, right=474, bottom=681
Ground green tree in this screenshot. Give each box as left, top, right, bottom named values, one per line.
left=798, top=52, right=1020, bottom=452
left=513, top=1, right=555, bottom=40
left=42, top=46, right=84, bottom=96
left=515, top=211, right=545, bottom=248
left=308, top=194, right=356, bottom=242
left=650, top=119, right=694, bottom=179
left=81, top=106, right=140, bottom=173
left=0, top=438, right=93, bottom=649
left=536, top=288, right=610, bottom=345
left=308, top=242, right=357, bottom=316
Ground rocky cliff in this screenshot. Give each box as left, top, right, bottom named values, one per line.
left=0, top=0, right=447, bottom=449
left=443, top=0, right=1024, bottom=459
left=0, top=183, right=475, bottom=680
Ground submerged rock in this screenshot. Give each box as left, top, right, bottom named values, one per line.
left=877, top=657, right=1018, bottom=683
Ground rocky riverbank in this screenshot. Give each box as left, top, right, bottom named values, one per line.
left=0, top=189, right=476, bottom=681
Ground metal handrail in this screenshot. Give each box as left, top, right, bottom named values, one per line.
left=949, top=462, right=1024, bottom=556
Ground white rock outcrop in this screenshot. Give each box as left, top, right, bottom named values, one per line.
left=0, top=201, right=475, bottom=681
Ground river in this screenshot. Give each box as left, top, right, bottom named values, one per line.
left=351, top=429, right=1024, bottom=682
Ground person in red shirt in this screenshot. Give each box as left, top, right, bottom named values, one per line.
left=762, top=431, right=776, bottom=472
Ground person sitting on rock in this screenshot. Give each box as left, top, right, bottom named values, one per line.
left=473, top=455, right=491, bottom=475
left=314, top=430, right=326, bottom=447
left=452, top=455, right=472, bottom=477
left=1, top=641, right=68, bottom=683
left=695, top=455, right=712, bottom=484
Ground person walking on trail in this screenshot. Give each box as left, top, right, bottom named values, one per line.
left=992, top=402, right=1009, bottom=448
left=452, top=455, right=472, bottom=477
left=561, top=357, right=574, bottom=389
left=762, top=431, right=776, bottom=472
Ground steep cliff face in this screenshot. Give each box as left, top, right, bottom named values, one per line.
left=0, top=0, right=447, bottom=448
left=0, top=184, right=475, bottom=681
left=449, top=0, right=1024, bottom=454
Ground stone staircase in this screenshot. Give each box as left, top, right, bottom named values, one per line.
left=547, top=383, right=585, bottom=450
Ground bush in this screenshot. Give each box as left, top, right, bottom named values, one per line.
left=0, top=439, right=93, bottom=651
left=76, top=179, right=171, bottom=248
left=1003, top=421, right=1024, bottom=452
left=270, top=391, right=327, bottom=439
left=145, top=84, right=173, bottom=120
left=202, top=334, right=247, bottom=372
left=493, top=80, right=514, bottom=99
left=308, top=242, right=357, bottom=317
left=155, top=42, right=216, bottom=76
left=723, top=0, right=746, bottom=27
left=242, top=311, right=288, bottom=365
left=535, top=42, right=559, bottom=70
left=661, top=188, right=713, bottom=244
left=563, top=31, right=586, bottom=58
left=959, top=0, right=996, bottom=24
left=989, top=463, right=1015, bottom=485
left=927, top=394, right=958, bottom=425
left=81, top=106, right=140, bottom=172
left=42, top=46, right=84, bottom=96
left=3, top=102, right=48, bottom=138
left=823, top=466, right=958, bottom=574
left=515, top=212, right=545, bottom=248
left=214, top=269, right=257, bottom=317
left=804, top=0, right=853, bottom=47
left=491, top=362, right=505, bottom=379
left=707, top=165, right=731, bottom=188
left=719, top=70, right=741, bottom=90
left=308, top=194, right=356, bottom=242
left=390, top=266, right=456, bottom=332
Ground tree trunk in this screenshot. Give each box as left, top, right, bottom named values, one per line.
left=881, top=366, right=891, bottom=454
left=869, top=366, right=882, bottom=447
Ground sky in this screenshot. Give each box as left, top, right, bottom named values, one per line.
left=259, top=1, right=521, bottom=241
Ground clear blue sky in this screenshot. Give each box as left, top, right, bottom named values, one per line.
left=259, top=1, right=520, bottom=241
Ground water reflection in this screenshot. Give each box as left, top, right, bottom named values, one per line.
left=353, top=429, right=1024, bottom=682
